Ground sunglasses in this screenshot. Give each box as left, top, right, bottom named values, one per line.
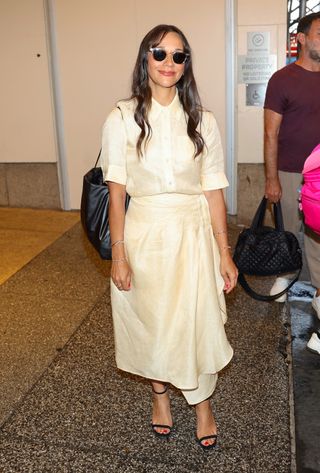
left=149, top=47, right=189, bottom=64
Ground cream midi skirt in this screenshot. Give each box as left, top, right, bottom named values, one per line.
left=110, top=193, right=233, bottom=402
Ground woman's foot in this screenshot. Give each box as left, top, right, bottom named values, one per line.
left=195, top=399, right=217, bottom=449
left=151, top=381, right=173, bottom=437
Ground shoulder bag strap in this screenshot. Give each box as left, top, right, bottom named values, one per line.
left=94, top=149, right=101, bottom=168
left=238, top=271, right=300, bottom=302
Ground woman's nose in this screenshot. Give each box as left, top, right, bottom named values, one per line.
left=164, top=52, right=174, bottom=66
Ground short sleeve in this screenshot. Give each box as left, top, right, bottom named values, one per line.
left=200, top=112, right=229, bottom=191
left=264, top=72, right=286, bottom=115
left=100, top=107, right=127, bottom=185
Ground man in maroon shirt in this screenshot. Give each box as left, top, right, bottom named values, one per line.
left=264, top=12, right=320, bottom=354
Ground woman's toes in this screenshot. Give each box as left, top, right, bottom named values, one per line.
left=198, top=435, right=217, bottom=448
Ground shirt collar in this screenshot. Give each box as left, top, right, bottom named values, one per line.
left=149, top=89, right=183, bottom=121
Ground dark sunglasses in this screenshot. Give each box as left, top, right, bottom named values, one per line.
left=149, top=47, right=189, bottom=64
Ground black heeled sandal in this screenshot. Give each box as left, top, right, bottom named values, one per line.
left=196, top=434, right=218, bottom=450
left=151, top=385, right=173, bottom=439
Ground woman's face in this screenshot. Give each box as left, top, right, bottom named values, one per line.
left=147, top=32, right=186, bottom=94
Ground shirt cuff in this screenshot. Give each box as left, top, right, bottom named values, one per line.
left=201, top=171, right=229, bottom=191
left=103, top=164, right=127, bottom=185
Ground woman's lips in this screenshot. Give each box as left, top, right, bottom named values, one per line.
left=158, top=70, right=175, bottom=76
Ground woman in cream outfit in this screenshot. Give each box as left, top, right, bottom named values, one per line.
left=101, top=24, right=238, bottom=449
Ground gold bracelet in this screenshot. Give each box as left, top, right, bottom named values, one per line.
left=111, top=240, right=124, bottom=247
left=220, top=245, right=231, bottom=251
left=112, top=257, right=127, bottom=263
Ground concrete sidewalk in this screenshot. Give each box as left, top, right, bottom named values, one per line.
left=289, top=284, right=320, bottom=473
left=0, top=222, right=293, bottom=472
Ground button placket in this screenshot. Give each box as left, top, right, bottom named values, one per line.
left=162, top=110, right=174, bottom=189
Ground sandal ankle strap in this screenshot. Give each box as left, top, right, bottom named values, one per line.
left=152, top=384, right=168, bottom=395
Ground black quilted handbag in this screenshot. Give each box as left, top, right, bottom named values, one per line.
left=233, top=197, right=302, bottom=301
left=80, top=151, right=130, bottom=260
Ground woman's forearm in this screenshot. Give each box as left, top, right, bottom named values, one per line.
left=108, top=182, right=127, bottom=259
left=204, top=189, right=230, bottom=254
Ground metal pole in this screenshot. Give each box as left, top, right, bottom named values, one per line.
left=300, top=0, right=307, bottom=17
left=287, top=0, right=292, bottom=63
left=43, top=0, right=71, bottom=210
left=225, top=0, right=237, bottom=215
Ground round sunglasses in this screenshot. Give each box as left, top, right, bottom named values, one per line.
left=149, top=48, right=189, bottom=65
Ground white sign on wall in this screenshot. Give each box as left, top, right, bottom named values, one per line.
left=238, top=54, right=277, bottom=84
left=238, top=31, right=277, bottom=106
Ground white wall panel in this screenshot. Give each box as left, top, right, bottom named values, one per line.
left=53, top=0, right=227, bottom=208
left=0, top=0, right=56, bottom=163
left=236, top=0, right=287, bottom=164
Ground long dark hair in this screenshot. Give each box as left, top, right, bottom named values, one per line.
left=131, top=24, right=204, bottom=157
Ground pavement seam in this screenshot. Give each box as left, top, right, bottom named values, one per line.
left=0, top=221, right=81, bottom=287
left=0, top=292, right=107, bottom=431
left=284, top=302, right=297, bottom=473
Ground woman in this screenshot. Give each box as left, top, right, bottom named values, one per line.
left=101, top=24, right=238, bottom=450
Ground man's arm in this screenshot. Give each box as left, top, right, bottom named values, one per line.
left=264, top=108, right=283, bottom=203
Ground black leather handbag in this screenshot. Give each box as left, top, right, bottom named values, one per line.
left=80, top=151, right=130, bottom=260
left=233, top=197, right=302, bottom=301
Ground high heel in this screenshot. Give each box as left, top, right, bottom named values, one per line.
left=196, top=434, right=218, bottom=450
left=151, top=385, right=173, bottom=439
left=195, top=400, right=217, bottom=450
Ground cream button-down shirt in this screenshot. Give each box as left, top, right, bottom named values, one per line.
left=101, top=91, right=228, bottom=196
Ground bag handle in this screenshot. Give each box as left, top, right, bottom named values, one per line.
left=238, top=271, right=300, bottom=302
left=251, top=197, right=284, bottom=232
left=274, top=200, right=284, bottom=231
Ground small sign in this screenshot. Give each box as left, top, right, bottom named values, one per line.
left=238, top=30, right=276, bottom=106
left=246, top=83, right=267, bottom=106
left=247, top=32, right=270, bottom=55
left=238, top=54, right=277, bottom=84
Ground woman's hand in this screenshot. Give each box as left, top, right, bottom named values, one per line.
left=203, top=188, right=238, bottom=293
left=107, top=181, right=131, bottom=291
left=220, top=251, right=238, bottom=294
left=111, top=259, right=132, bottom=291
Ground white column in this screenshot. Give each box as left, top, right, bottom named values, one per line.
left=225, top=0, right=237, bottom=215
left=44, top=0, right=71, bottom=210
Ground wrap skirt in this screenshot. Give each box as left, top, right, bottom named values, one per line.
left=110, top=193, right=233, bottom=403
